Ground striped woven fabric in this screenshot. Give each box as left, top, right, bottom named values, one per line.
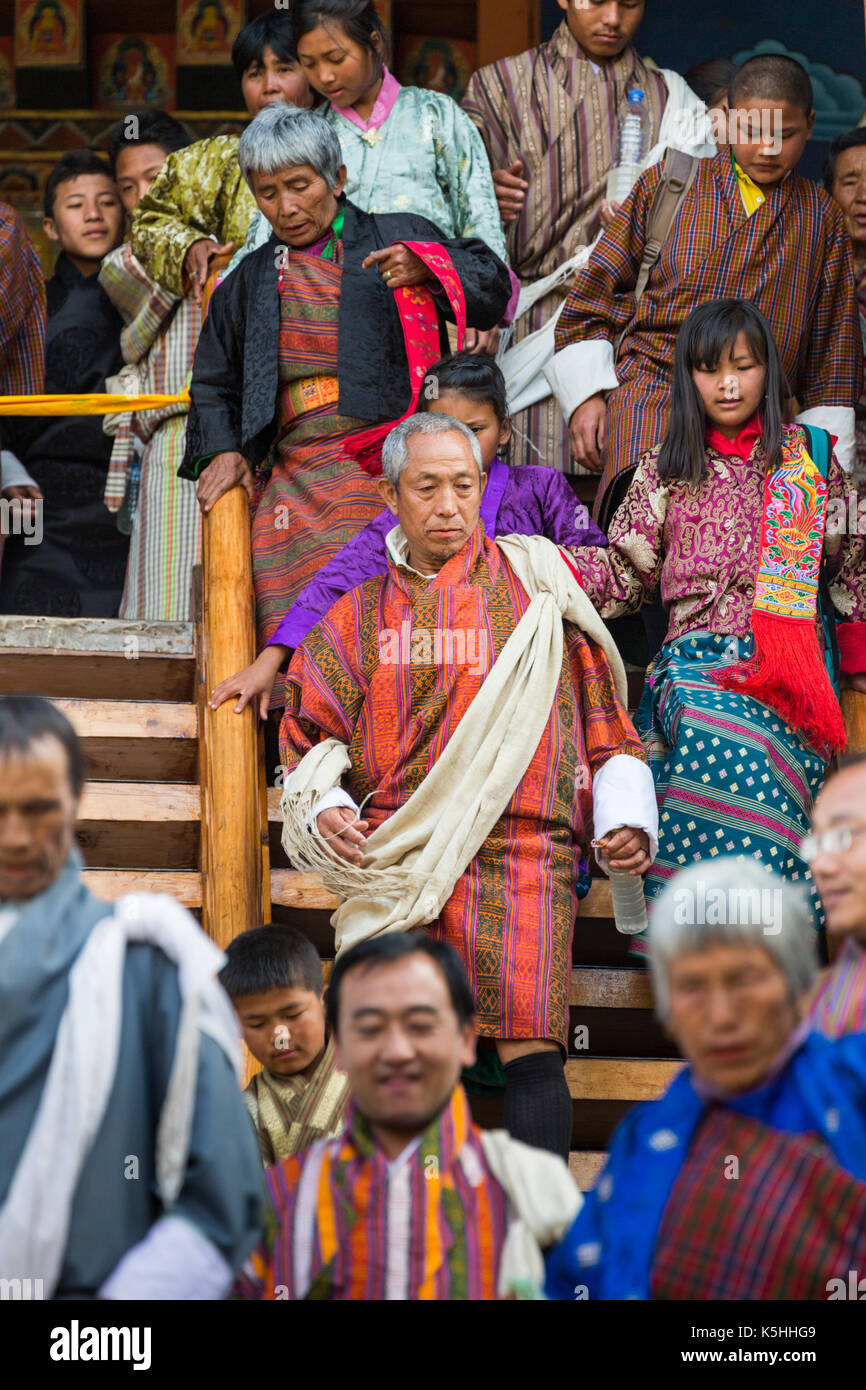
left=0, top=201, right=45, bottom=396
left=555, top=150, right=861, bottom=518
left=808, top=938, right=866, bottom=1039
left=652, top=1106, right=866, bottom=1299
left=251, top=246, right=384, bottom=651
left=463, top=22, right=666, bottom=473
left=234, top=1086, right=512, bottom=1300
left=279, top=527, right=645, bottom=1045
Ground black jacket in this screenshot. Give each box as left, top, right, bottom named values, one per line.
left=180, top=199, right=511, bottom=478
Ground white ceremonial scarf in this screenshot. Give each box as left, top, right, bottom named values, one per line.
left=0, top=892, right=241, bottom=1295
left=281, top=532, right=627, bottom=955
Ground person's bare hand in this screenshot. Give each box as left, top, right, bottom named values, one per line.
left=183, top=238, right=235, bottom=303
left=599, top=198, right=621, bottom=229
left=196, top=451, right=254, bottom=514
left=210, top=645, right=288, bottom=719
left=601, top=827, right=651, bottom=876
left=569, top=394, right=607, bottom=472
left=465, top=326, right=500, bottom=356
left=842, top=672, right=866, bottom=694
left=362, top=244, right=430, bottom=290
left=316, top=806, right=370, bottom=866
left=1, top=483, right=42, bottom=527
left=493, top=161, right=528, bottom=223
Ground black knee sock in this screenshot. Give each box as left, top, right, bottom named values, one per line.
left=502, top=1052, right=572, bottom=1162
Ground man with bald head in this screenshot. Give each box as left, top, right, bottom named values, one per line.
left=278, top=412, right=657, bottom=1160
left=805, top=753, right=866, bottom=1037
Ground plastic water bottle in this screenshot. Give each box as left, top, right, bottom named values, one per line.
left=606, top=88, right=650, bottom=206
left=608, top=868, right=648, bottom=936
left=116, top=457, right=141, bottom=536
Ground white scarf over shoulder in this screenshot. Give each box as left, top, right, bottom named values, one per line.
left=0, top=893, right=240, bottom=1295
left=281, top=533, right=627, bottom=956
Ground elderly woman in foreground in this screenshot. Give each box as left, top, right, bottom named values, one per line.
left=545, top=859, right=866, bottom=1301
left=181, top=101, right=511, bottom=655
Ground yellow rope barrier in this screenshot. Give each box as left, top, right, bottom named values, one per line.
left=0, top=390, right=190, bottom=415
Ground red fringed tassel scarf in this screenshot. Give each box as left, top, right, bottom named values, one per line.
left=714, top=432, right=847, bottom=760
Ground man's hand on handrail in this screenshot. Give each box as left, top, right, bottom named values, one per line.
left=196, top=450, right=254, bottom=513
left=183, top=238, right=235, bottom=303
left=210, top=644, right=288, bottom=720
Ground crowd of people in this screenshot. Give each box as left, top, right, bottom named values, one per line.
left=1, top=0, right=866, bottom=1302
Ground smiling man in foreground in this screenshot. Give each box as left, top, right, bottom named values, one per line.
left=277, top=411, right=657, bottom=1161
left=235, top=933, right=582, bottom=1301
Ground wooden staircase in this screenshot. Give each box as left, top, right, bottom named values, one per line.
left=3, top=484, right=864, bottom=1192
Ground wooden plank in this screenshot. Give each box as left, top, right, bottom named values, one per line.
left=0, top=615, right=193, bottom=654
left=570, top=967, right=653, bottom=1010
left=0, top=648, right=195, bottom=701
left=582, top=879, right=613, bottom=917
left=76, top=781, right=201, bottom=870
left=52, top=698, right=198, bottom=781
left=566, top=1057, right=684, bottom=1102
left=272, top=869, right=340, bottom=911
left=568, top=1152, right=606, bottom=1192
left=199, top=487, right=269, bottom=947
left=842, top=689, right=866, bottom=754
left=82, top=870, right=203, bottom=908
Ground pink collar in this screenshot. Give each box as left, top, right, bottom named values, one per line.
left=331, top=65, right=402, bottom=132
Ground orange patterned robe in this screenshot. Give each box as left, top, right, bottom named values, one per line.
left=279, top=526, right=644, bottom=1046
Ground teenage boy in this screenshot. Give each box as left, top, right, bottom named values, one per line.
left=131, top=11, right=313, bottom=301
left=0, top=151, right=127, bottom=617
left=221, top=925, right=349, bottom=1166
left=551, top=53, right=862, bottom=523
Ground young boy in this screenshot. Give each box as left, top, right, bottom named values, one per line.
left=551, top=52, right=861, bottom=524
left=220, top=924, right=349, bottom=1166
left=0, top=151, right=127, bottom=617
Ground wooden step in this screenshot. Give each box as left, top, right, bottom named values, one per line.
left=52, top=699, right=198, bottom=782
left=566, top=1057, right=683, bottom=1102
left=76, top=781, right=200, bottom=869
left=0, top=617, right=195, bottom=701
left=570, top=967, right=652, bottom=1009
left=82, top=869, right=203, bottom=908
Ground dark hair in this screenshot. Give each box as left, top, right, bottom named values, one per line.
left=326, top=934, right=475, bottom=1035
left=729, top=54, right=813, bottom=116
left=293, top=0, right=390, bottom=73
left=683, top=58, right=737, bottom=108
left=219, top=924, right=323, bottom=998
left=231, top=11, right=299, bottom=81
left=0, top=695, right=85, bottom=799
left=107, top=109, right=192, bottom=177
left=419, top=351, right=509, bottom=425
left=825, top=749, right=866, bottom=782
left=44, top=149, right=115, bottom=219
left=656, top=298, right=785, bottom=485
left=823, top=127, right=866, bottom=194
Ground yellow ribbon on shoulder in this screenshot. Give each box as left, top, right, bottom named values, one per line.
left=0, top=389, right=190, bottom=415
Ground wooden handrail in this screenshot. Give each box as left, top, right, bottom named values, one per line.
left=198, top=485, right=270, bottom=948
left=842, top=689, right=866, bottom=754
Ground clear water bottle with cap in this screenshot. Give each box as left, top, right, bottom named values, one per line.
left=608, top=868, right=648, bottom=936
left=116, top=457, right=141, bottom=537
left=606, top=88, right=650, bottom=207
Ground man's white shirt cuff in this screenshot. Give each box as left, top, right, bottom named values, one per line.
left=544, top=339, right=619, bottom=426
left=592, top=754, right=658, bottom=865
left=98, top=1214, right=232, bottom=1301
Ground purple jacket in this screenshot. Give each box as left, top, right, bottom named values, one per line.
left=269, top=457, right=608, bottom=651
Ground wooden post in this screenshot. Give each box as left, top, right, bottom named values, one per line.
left=842, top=689, right=866, bottom=754
left=198, top=486, right=270, bottom=948
left=476, top=0, right=538, bottom=67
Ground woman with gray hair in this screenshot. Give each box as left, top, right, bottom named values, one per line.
left=180, top=102, right=511, bottom=679
left=545, top=858, right=866, bottom=1301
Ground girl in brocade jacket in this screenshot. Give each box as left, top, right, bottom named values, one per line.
left=564, top=298, right=866, bottom=950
